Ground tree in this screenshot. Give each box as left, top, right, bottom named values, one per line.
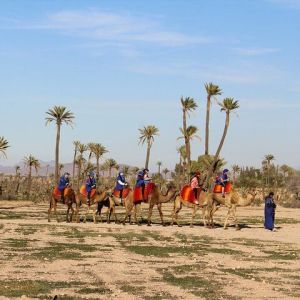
left=180, top=97, right=197, bottom=176
left=204, top=98, right=239, bottom=189
left=24, top=155, right=40, bottom=199
left=231, top=164, right=241, bottom=184
left=280, top=164, right=293, bottom=185
left=156, top=161, right=162, bottom=174
left=104, top=158, right=118, bottom=177
left=72, top=140, right=80, bottom=180
left=204, top=83, right=222, bottom=155
left=0, top=136, right=9, bottom=158
left=45, top=106, right=74, bottom=183
left=138, top=125, right=159, bottom=169
left=91, top=143, right=108, bottom=183
left=162, top=168, right=170, bottom=179
left=264, top=154, right=275, bottom=187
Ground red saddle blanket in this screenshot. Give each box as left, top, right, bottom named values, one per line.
left=53, top=187, right=70, bottom=199
left=213, top=183, right=232, bottom=193
left=133, top=183, right=155, bottom=203
left=113, top=188, right=131, bottom=199
left=180, top=185, right=202, bottom=204
left=79, top=185, right=96, bottom=198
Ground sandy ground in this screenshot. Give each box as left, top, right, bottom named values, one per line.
left=0, top=200, right=299, bottom=300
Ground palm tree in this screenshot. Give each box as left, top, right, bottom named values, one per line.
left=157, top=161, right=162, bottom=174
left=162, top=168, right=169, bottom=179
left=24, top=155, right=40, bottom=199
left=14, top=165, right=21, bottom=195
left=45, top=106, right=74, bottom=183
left=204, top=83, right=222, bottom=155
left=122, top=165, right=130, bottom=177
left=105, top=158, right=118, bottom=177
left=0, top=137, right=9, bottom=158
left=265, top=154, right=275, bottom=187
left=91, top=143, right=108, bottom=183
left=76, top=143, right=87, bottom=186
left=231, top=164, right=240, bottom=184
left=138, top=125, right=159, bottom=169
left=72, top=140, right=80, bottom=180
left=280, top=164, right=293, bottom=185
left=180, top=97, right=197, bottom=175
left=205, top=98, right=239, bottom=189
left=178, top=125, right=200, bottom=175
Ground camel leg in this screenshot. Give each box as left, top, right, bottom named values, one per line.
left=173, top=201, right=182, bottom=227
left=157, top=203, right=165, bottom=226
left=223, top=207, right=232, bottom=229
left=201, top=206, right=207, bottom=227
left=112, top=205, right=117, bottom=223
left=84, top=204, right=89, bottom=223
left=232, top=206, right=239, bottom=230
left=70, top=205, right=74, bottom=223
left=107, top=207, right=111, bottom=224
left=48, top=199, right=53, bottom=222
left=93, top=203, right=98, bottom=224
left=190, top=205, right=197, bottom=227
left=147, top=203, right=154, bottom=226
left=171, top=198, right=180, bottom=226
left=53, top=202, right=59, bottom=223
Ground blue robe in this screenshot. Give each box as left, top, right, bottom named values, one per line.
left=86, top=177, right=96, bottom=192
left=264, top=196, right=276, bottom=230
left=115, top=175, right=126, bottom=190
left=58, top=176, right=69, bottom=191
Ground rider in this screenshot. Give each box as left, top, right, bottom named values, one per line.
left=115, top=171, right=127, bottom=205
left=190, top=171, right=201, bottom=201
left=135, top=169, right=151, bottom=199
left=86, top=171, right=96, bottom=205
left=216, top=169, right=230, bottom=197
left=58, top=172, right=70, bottom=203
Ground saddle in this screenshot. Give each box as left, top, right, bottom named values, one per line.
left=113, top=188, right=131, bottom=199
left=213, top=183, right=232, bottom=193
left=180, top=185, right=202, bottom=204
left=133, top=183, right=155, bottom=203
left=53, top=187, right=70, bottom=200
left=79, top=185, right=96, bottom=198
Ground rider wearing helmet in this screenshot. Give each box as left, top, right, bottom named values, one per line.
left=115, top=171, right=127, bottom=205
left=136, top=169, right=151, bottom=199
left=86, top=171, right=96, bottom=205
left=58, top=172, right=70, bottom=203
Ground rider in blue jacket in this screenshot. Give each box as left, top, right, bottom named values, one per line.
left=115, top=172, right=127, bottom=204
left=86, top=171, right=96, bottom=204
left=58, top=172, right=70, bottom=203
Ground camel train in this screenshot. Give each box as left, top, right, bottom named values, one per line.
left=48, top=179, right=258, bottom=230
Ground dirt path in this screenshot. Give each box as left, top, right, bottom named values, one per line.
left=0, top=200, right=299, bottom=299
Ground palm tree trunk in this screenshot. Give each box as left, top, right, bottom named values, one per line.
left=145, top=143, right=151, bottom=169
left=96, top=157, right=100, bottom=184
left=72, top=148, right=77, bottom=180
left=205, top=95, right=211, bottom=155
left=109, top=167, right=112, bottom=178
left=27, top=166, right=32, bottom=200
left=182, top=109, right=191, bottom=177
left=204, top=112, right=230, bottom=189
left=55, top=123, right=61, bottom=184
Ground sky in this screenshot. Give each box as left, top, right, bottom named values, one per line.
left=0, top=0, right=299, bottom=170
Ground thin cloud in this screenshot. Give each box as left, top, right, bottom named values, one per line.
left=0, top=9, right=215, bottom=47
left=234, top=47, right=280, bottom=56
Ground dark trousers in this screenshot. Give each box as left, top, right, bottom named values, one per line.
left=193, top=188, right=198, bottom=199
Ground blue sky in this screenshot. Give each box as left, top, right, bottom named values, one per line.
left=0, top=0, right=299, bottom=170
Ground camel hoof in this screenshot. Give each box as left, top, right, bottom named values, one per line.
left=190, top=225, right=194, bottom=228
left=162, top=223, right=166, bottom=227
left=147, top=223, right=151, bottom=227
left=137, top=223, right=142, bottom=226
left=236, top=227, right=241, bottom=231
left=178, top=224, right=182, bottom=227
left=223, top=227, right=228, bottom=230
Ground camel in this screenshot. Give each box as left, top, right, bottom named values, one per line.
left=210, top=188, right=257, bottom=230
left=48, top=187, right=76, bottom=223
left=171, top=190, right=213, bottom=227
left=110, top=184, right=178, bottom=226
left=74, top=189, right=112, bottom=224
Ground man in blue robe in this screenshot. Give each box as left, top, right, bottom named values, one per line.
left=115, top=172, right=127, bottom=204
left=58, top=172, right=70, bottom=203
left=264, top=192, right=276, bottom=231
left=86, top=172, right=96, bottom=205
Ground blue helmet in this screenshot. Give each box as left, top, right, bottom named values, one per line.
left=138, top=171, right=144, bottom=178
left=223, top=169, right=229, bottom=173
